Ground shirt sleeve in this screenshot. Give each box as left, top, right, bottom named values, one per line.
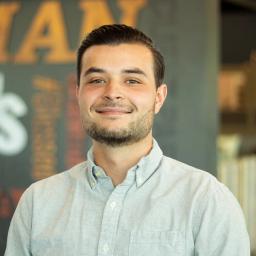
left=194, top=178, right=250, bottom=256
left=4, top=187, right=33, bottom=256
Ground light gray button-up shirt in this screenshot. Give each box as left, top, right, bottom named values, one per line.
left=5, top=140, right=250, bottom=256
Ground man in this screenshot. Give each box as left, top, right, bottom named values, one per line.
left=5, top=24, right=249, bottom=255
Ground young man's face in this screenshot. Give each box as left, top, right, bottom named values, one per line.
left=77, top=43, right=167, bottom=147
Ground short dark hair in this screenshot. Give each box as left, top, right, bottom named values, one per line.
left=77, top=24, right=165, bottom=87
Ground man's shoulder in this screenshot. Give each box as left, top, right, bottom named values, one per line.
left=27, top=161, right=88, bottom=195
left=160, top=155, right=223, bottom=192
left=161, top=155, right=239, bottom=203
left=11, top=161, right=91, bottom=233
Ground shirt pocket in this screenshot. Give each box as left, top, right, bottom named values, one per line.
left=129, top=230, right=184, bottom=256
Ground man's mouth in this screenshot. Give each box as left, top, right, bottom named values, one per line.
left=93, top=102, right=134, bottom=115
left=95, top=107, right=133, bottom=115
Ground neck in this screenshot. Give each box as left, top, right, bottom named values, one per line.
left=92, top=133, right=153, bottom=186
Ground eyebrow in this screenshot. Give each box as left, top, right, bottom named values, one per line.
left=122, top=68, right=147, bottom=77
left=83, top=66, right=147, bottom=78
left=83, top=67, right=106, bottom=77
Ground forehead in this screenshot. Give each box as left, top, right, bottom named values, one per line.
left=81, top=43, right=154, bottom=76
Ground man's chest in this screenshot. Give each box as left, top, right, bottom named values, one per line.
left=30, top=184, right=194, bottom=256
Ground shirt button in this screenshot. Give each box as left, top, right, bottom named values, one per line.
left=95, top=170, right=101, bottom=177
left=103, top=243, right=109, bottom=253
left=137, top=177, right=142, bottom=184
left=110, top=201, right=117, bottom=209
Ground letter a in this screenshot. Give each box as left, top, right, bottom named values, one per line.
left=15, top=2, right=75, bottom=63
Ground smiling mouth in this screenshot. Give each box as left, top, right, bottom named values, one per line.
left=95, top=107, right=133, bottom=115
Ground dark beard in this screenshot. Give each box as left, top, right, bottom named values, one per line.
left=87, top=124, right=136, bottom=147
left=85, top=110, right=154, bottom=147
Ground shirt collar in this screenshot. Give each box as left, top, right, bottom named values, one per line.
left=86, top=148, right=98, bottom=189
left=86, top=139, right=163, bottom=189
left=134, top=139, right=163, bottom=187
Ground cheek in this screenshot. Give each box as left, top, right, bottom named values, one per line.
left=77, top=98, right=91, bottom=116
left=132, top=91, right=156, bottom=107
left=78, top=89, right=97, bottom=109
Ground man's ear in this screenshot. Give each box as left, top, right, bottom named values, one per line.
left=154, top=84, right=167, bottom=114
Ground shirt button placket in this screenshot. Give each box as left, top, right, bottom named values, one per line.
left=98, top=186, right=128, bottom=256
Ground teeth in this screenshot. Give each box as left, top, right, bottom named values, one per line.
left=96, top=110, right=132, bottom=114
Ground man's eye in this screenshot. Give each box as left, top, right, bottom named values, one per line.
left=126, top=79, right=140, bottom=85
left=89, top=79, right=105, bottom=84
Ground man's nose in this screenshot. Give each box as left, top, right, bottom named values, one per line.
left=103, top=80, right=124, bottom=100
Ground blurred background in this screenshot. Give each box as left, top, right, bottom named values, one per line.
left=0, top=0, right=255, bottom=255
left=219, top=1, right=256, bottom=255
